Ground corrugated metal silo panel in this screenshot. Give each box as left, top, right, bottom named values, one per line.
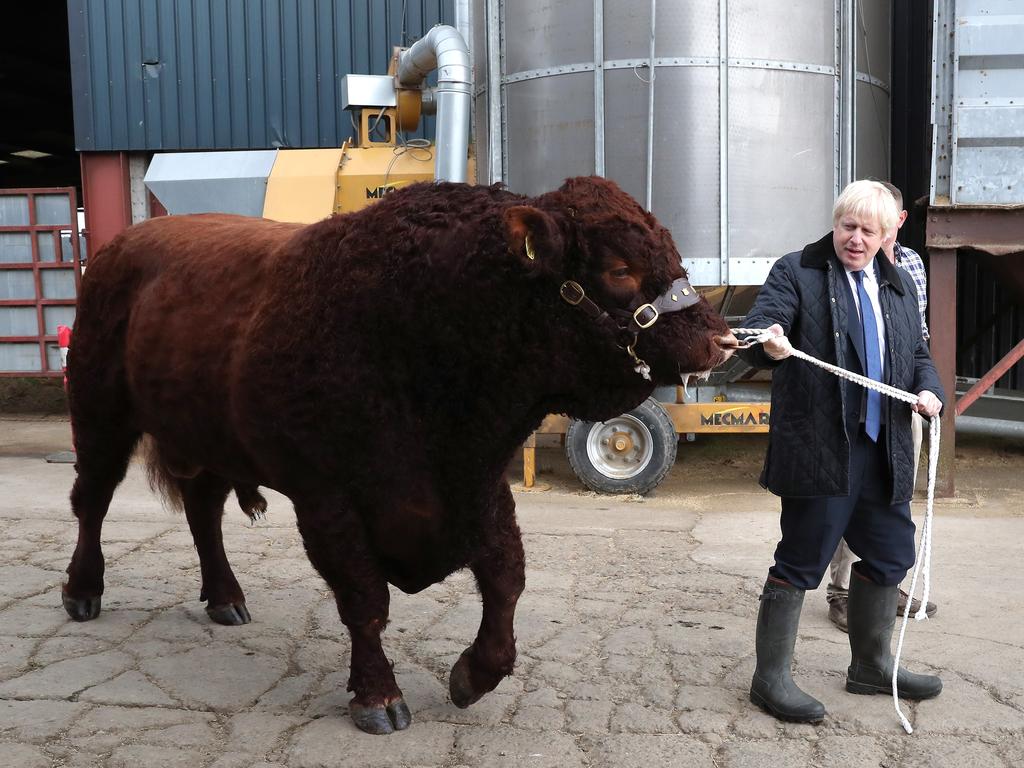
left=728, top=0, right=833, bottom=66
left=504, top=1, right=593, bottom=72
left=650, top=67, right=720, bottom=286
left=505, top=73, right=595, bottom=196
left=602, top=68, right=652, bottom=208
left=728, top=69, right=835, bottom=285
left=69, top=0, right=454, bottom=151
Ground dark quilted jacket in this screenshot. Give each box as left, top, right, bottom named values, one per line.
left=740, top=232, right=944, bottom=503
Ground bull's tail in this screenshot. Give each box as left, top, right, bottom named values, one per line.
left=140, top=435, right=185, bottom=510
left=140, top=435, right=268, bottom=521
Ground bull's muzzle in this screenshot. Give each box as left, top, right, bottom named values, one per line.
left=714, top=332, right=738, bottom=364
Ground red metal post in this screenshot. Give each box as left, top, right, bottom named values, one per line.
left=79, top=151, right=133, bottom=260
left=928, top=247, right=957, bottom=497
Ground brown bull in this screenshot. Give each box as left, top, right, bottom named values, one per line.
left=63, top=177, right=734, bottom=734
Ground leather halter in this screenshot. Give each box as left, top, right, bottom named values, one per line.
left=558, top=275, right=701, bottom=341
left=526, top=211, right=701, bottom=376
left=558, top=274, right=701, bottom=378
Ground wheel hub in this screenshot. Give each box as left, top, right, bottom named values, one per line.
left=610, top=432, right=633, bottom=453
left=586, top=415, right=654, bottom=479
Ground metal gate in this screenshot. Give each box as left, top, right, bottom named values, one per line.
left=0, top=188, right=83, bottom=376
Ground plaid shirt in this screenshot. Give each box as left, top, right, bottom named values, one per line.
left=894, top=242, right=929, bottom=341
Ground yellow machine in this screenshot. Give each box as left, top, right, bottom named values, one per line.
left=261, top=125, right=474, bottom=223
left=262, top=51, right=475, bottom=224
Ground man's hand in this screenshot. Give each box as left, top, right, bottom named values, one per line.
left=913, top=390, right=942, bottom=417
left=762, top=323, right=793, bottom=361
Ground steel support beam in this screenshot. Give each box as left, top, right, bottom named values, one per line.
left=926, top=205, right=1024, bottom=256
left=928, top=246, right=957, bottom=497
left=955, top=338, right=1024, bottom=417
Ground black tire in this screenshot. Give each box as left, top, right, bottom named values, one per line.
left=565, top=397, right=678, bottom=495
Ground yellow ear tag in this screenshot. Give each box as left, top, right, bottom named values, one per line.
left=525, top=234, right=536, bottom=261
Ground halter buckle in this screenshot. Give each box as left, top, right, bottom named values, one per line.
left=633, top=303, right=659, bottom=329
left=560, top=280, right=585, bottom=306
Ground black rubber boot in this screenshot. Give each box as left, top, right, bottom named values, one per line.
left=749, top=579, right=826, bottom=723
left=846, top=576, right=942, bottom=699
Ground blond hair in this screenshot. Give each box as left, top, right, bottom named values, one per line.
left=832, top=180, right=899, bottom=237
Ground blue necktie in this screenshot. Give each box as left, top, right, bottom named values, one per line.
left=853, top=269, right=882, bottom=441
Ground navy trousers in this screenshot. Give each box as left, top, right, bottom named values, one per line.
left=769, top=426, right=917, bottom=590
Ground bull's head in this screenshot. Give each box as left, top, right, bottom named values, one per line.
left=504, top=176, right=736, bottom=388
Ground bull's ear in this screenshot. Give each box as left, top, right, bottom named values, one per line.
left=503, top=206, right=563, bottom=276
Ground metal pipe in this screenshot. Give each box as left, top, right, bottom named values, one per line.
left=420, top=87, right=437, bottom=116
left=718, top=0, right=729, bottom=284
left=455, top=0, right=473, bottom=61
left=594, top=0, right=605, bottom=177
left=645, top=0, right=657, bottom=211
left=486, top=0, right=504, bottom=184
left=832, top=0, right=841, bottom=197
left=398, top=24, right=472, bottom=183
left=839, top=0, right=855, bottom=186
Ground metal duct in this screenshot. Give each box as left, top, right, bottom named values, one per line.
left=398, top=25, right=472, bottom=183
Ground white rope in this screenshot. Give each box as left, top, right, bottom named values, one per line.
left=732, top=328, right=938, bottom=734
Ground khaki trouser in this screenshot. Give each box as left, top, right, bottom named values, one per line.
left=827, top=414, right=924, bottom=598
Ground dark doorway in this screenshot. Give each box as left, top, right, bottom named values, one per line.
left=0, top=5, right=79, bottom=191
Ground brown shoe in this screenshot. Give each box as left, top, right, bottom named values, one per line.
left=897, top=589, right=937, bottom=618
left=828, top=594, right=848, bottom=633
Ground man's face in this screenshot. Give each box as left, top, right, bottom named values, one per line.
left=833, top=213, right=885, bottom=271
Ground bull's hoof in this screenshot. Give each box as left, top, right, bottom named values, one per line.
left=62, top=590, right=101, bottom=622
left=387, top=699, right=412, bottom=731
left=349, top=698, right=412, bottom=735
left=205, top=601, right=251, bottom=626
left=449, top=648, right=485, bottom=709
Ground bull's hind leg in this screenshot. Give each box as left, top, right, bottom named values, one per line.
left=294, top=498, right=410, bottom=735
left=63, top=427, right=139, bottom=621
left=178, top=472, right=251, bottom=625
left=450, top=483, right=525, bottom=707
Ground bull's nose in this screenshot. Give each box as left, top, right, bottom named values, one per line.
left=714, top=333, right=737, bottom=362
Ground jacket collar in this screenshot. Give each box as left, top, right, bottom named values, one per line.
left=799, top=231, right=906, bottom=296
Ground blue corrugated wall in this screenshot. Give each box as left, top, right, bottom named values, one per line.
left=68, top=0, right=453, bottom=151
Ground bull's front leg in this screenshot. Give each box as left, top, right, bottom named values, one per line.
left=450, top=483, right=526, bottom=707
left=293, top=497, right=410, bottom=735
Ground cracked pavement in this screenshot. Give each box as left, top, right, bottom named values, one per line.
left=1, top=416, right=1023, bottom=767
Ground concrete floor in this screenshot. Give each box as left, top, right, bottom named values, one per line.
left=1, top=416, right=1023, bottom=767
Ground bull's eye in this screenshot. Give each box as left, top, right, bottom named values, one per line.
left=609, top=267, right=631, bottom=280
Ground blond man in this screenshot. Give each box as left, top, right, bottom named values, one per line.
left=739, top=180, right=944, bottom=723
left=827, top=181, right=937, bottom=632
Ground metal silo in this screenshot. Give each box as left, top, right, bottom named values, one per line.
left=470, top=0, right=892, bottom=287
